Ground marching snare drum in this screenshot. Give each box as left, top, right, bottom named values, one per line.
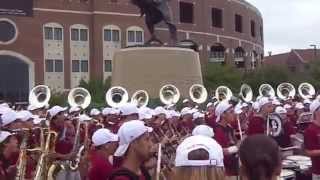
left=280, top=169, right=295, bottom=180
left=286, top=155, right=311, bottom=171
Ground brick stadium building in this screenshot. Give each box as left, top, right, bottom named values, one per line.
left=0, top=0, right=264, bottom=101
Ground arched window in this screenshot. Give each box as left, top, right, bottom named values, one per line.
left=126, top=26, right=144, bottom=46
left=103, top=25, right=121, bottom=42
left=43, top=22, right=63, bottom=41
left=234, top=47, right=245, bottom=68
left=209, top=43, right=225, bottom=64
left=70, top=24, right=88, bottom=42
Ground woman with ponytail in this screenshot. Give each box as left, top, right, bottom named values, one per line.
left=239, top=135, right=281, bottom=180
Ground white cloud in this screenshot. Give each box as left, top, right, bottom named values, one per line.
left=246, top=0, right=320, bottom=55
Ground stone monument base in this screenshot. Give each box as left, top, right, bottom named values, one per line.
left=111, top=47, right=203, bottom=98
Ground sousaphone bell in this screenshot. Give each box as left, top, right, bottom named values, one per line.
left=106, top=86, right=129, bottom=108
left=29, top=85, right=51, bottom=109
left=189, top=84, right=208, bottom=104
left=68, top=87, right=91, bottom=109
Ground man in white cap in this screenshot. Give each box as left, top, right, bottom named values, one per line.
left=110, top=120, right=153, bottom=180
left=213, top=100, right=239, bottom=178
left=304, top=100, right=320, bottom=179
left=47, top=106, right=80, bottom=180
left=88, top=128, right=118, bottom=180
left=247, top=97, right=273, bottom=135
left=273, top=106, right=297, bottom=148
left=0, top=131, right=19, bottom=179
left=180, top=107, right=197, bottom=132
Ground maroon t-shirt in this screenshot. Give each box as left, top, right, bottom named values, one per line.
left=214, top=124, right=239, bottom=176
left=205, top=113, right=216, bottom=128
left=275, top=119, right=296, bottom=148
left=88, top=151, right=114, bottom=180
left=247, top=115, right=265, bottom=135
left=304, top=123, right=320, bottom=174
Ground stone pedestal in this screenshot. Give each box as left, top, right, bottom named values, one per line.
left=111, top=47, right=203, bottom=98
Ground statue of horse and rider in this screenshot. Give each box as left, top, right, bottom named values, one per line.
left=130, top=0, right=177, bottom=45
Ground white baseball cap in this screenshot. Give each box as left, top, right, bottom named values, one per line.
left=272, top=99, right=281, bottom=106
left=114, top=120, right=153, bottom=157
left=183, top=99, right=189, bottom=103
left=48, top=106, right=68, bottom=117
left=0, top=106, right=11, bottom=115
left=192, top=125, right=214, bottom=137
left=215, top=100, right=232, bottom=122
left=284, top=104, right=292, bottom=109
left=181, top=107, right=197, bottom=116
left=27, top=104, right=39, bottom=111
left=175, top=135, right=224, bottom=167
left=206, top=102, right=213, bottom=108
left=252, top=101, right=260, bottom=110
left=16, top=110, right=34, bottom=122
left=138, top=107, right=154, bottom=120
left=110, top=108, right=120, bottom=115
left=258, top=97, right=271, bottom=110
left=295, top=103, right=304, bottom=110
left=92, top=128, right=118, bottom=147
left=0, top=103, right=9, bottom=108
left=78, top=114, right=92, bottom=122
left=275, top=106, right=287, bottom=114
left=69, top=106, right=81, bottom=113
left=0, top=131, right=12, bottom=143
left=310, top=100, right=320, bottom=114
left=32, top=115, right=46, bottom=125
left=119, top=103, right=139, bottom=116
left=192, top=112, right=204, bottom=120
left=90, top=108, right=101, bottom=116
left=154, top=106, right=167, bottom=116
left=1, top=110, right=17, bottom=126
left=102, top=107, right=112, bottom=115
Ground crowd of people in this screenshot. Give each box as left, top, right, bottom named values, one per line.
left=0, top=93, right=320, bottom=180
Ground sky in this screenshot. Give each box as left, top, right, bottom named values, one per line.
left=246, top=0, right=320, bottom=55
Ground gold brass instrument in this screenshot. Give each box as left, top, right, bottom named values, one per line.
left=106, top=86, right=129, bottom=108
left=259, top=84, right=275, bottom=98
left=298, top=83, right=315, bottom=100
left=189, top=84, right=208, bottom=104
left=67, top=88, right=92, bottom=171
left=159, top=84, right=180, bottom=105
left=34, top=129, right=58, bottom=180
left=215, top=86, right=233, bottom=102
left=29, top=85, right=51, bottom=109
left=131, top=90, right=149, bottom=107
left=277, top=83, right=296, bottom=100
left=68, top=87, right=92, bottom=109
left=15, top=131, right=29, bottom=180
left=239, top=84, right=253, bottom=102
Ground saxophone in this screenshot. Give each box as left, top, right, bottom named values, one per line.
left=15, top=131, right=29, bottom=180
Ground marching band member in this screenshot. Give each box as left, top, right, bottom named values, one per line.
left=205, top=102, right=216, bottom=128
left=304, top=100, right=320, bottom=179
left=47, top=105, right=80, bottom=180
left=0, top=131, right=19, bottom=180
left=192, top=111, right=205, bottom=126
left=239, top=135, right=281, bottom=180
left=273, top=106, right=297, bottom=148
left=247, top=97, right=273, bottom=135
left=173, top=135, right=225, bottom=180
left=110, top=120, right=153, bottom=180
left=213, top=100, right=239, bottom=179
left=180, top=107, right=197, bottom=132
left=88, top=128, right=119, bottom=180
